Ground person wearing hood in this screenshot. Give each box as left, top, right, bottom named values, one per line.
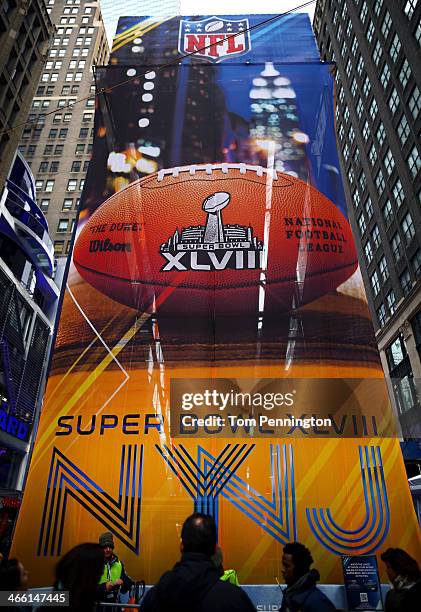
left=97, top=531, right=134, bottom=605
left=381, top=547, right=421, bottom=611
left=141, top=513, right=255, bottom=611
left=280, top=542, right=336, bottom=612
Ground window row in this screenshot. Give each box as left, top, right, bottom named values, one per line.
left=40, top=197, right=80, bottom=212
left=35, top=178, right=85, bottom=193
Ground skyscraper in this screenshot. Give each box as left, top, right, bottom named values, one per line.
left=19, top=0, right=109, bottom=260
left=313, top=0, right=421, bottom=439
left=0, top=0, right=53, bottom=192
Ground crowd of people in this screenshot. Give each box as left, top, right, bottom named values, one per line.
left=0, top=513, right=420, bottom=611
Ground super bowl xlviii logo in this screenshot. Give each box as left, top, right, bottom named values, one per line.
left=178, top=17, right=251, bottom=63
left=160, top=192, right=263, bottom=271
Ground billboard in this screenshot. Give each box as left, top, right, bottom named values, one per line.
left=12, top=14, right=421, bottom=586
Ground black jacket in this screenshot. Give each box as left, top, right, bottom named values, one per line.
left=141, top=552, right=255, bottom=612
left=280, top=570, right=336, bottom=612
left=384, top=579, right=421, bottom=612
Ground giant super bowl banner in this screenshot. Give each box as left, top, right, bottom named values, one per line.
left=12, top=14, right=421, bottom=585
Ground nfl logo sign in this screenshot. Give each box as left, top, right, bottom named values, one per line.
left=179, top=16, right=251, bottom=63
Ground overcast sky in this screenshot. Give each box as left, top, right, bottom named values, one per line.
left=180, top=0, right=315, bottom=20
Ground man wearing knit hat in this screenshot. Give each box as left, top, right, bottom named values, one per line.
left=98, top=531, right=134, bottom=606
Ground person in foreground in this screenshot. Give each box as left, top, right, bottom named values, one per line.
left=97, top=531, right=134, bottom=604
left=280, top=542, right=336, bottom=612
left=381, top=547, right=421, bottom=611
left=141, top=513, right=255, bottom=611
left=42, top=543, right=104, bottom=612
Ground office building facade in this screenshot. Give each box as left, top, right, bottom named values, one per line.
left=0, top=0, right=53, bottom=192
left=313, top=0, right=421, bottom=440
left=0, top=151, right=59, bottom=555
left=19, top=0, right=109, bottom=259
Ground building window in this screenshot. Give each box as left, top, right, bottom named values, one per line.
left=393, top=179, right=405, bottom=207
left=377, top=304, right=387, bottom=327
left=75, top=144, right=85, bottom=155
left=356, top=99, right=364, bottom=119
left=50, top=161, right=60, bottom=173
left=55, top=144, right=64, bottom=155
left=53, top=113, right=62, bottom=123
left=364, top=241, right=373, bottom=263
left=407, top=146, right=420, bottom=178
left=404, top=0, right=417, bottom=19
left=45, top=180, right=55, bottom=192
left=358, top=213, right=367, bottom=234
left=359, top=172, right=367, bottom=192
left=386, top=290, right=397, bottom=314
left=27, top=145, right=36, bottom=156
left=381, top=12, right=392, bottom=38
left=71, top=161, right=81, bottom=172
left=62, top=198, right=73, bottom=210
left=379, top=256, right=389, bottom=282
left=57, top=219, right=69, bottom=233
left=362, top=121, right=370, bottom=141
left=360, top=3, right=368, bottom=23
left=388, top=89, right=400, bottom=114
left=370, top=99, right=378, bottom=120
left=372, top=40, right=382, bottom=65
left=54, top=241, right=65, bottom=254
left=38, top=161, right=48, bottom=173
left=79, top=127, right=89, bottom=138
left=375, top=169, right=385, bottom=192
left=343, top=144, right=350, bottom=162
left=43, top=144, right=53, bottom=155
left=389, top=34, right=402, bottom=62
left=35, top=180, right=43, bottom=192
left=82, top=112, right=93, bottom=123
left=363, top=76, right=371, bottom=97
left=353, top=189, right=360, bottom=208
left=400, top=269, right=412, bottom=296
left=40, top=199, right=49, bottom=212
left=371, top=271, right=380, bottom=296
left=83, top=160, right=90, bottom=171
left=369, top=144, right=377, bottom=166
left=371, top=225, right=381, bottom=249
left=366, top=21, right=375, bottom=43
left=384, top=149, right=395, bottom=175
left=391, top=232, right=402, bottom=261
left=365, top=197, right=373, bottom=219
left=399, top=59, right=412, bottom=90
left=376, top=123, right=386, bottom=146
left=357, top=56, right=365, bottom=76
left=380, top=62, right=391, bottom=88
left=75, top=72, right=83, bottom=82
left=408, top=86, right=421, bottom=120
left=397, top=114, right=410, bottom=145
left=59, top=128, right=68, bottom=138
left=412, top=250, right=421, bottom=278
left=80, top=179, right=85, bottom=190
left=383, top=200, right=393, bottom=225
left=67, top=179, right=77, bottom=192
left=402, top=212, right=416, bottom=243
left=63, top=113, right=72, bottom=123
left=351, top=79, right=358, bottom=98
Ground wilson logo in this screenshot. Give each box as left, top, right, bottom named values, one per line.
left=89, top=239, right=132, bottom=253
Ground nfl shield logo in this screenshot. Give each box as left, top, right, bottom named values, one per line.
left=178, top=16, right=251, bottom=63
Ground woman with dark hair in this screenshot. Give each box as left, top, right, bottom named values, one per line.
left=0, top=558, right=28, bottom=591
left=44, top=543, right=104, bottom=612
left=381, top=547, right=421, bottom=612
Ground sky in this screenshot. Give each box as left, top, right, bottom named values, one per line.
left=100, top=0, right=316, bottom=44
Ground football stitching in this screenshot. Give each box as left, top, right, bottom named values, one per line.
left=156, top=163, right=281, bottom=182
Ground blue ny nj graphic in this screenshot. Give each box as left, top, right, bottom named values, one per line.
left=156, top=443, right=297, bottom=544
left=38, top=445, right=143, bottom=556
left=37, top=444, right=388, bottom=556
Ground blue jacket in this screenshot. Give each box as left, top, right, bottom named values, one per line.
left=280, top=570, right=336, bottom=612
